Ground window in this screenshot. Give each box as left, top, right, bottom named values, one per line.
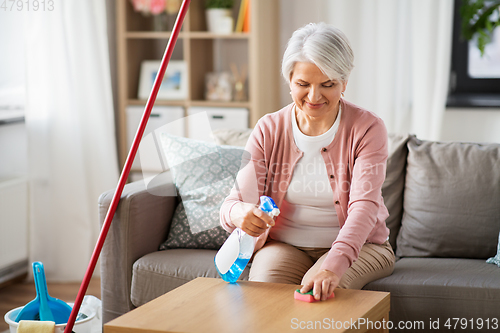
left=447, top=0, right=500, bottom=107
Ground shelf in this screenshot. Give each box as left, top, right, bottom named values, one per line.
left=128, top=99, right=251, bottom=109
left=126, top=31, right=179, bottom=39
left=126, top=31, right=250, bottom=40
left=189, top=100, right=250, bottom=108
left=128, top=99, right=186, bottom=107
left=116, top=0, right=280, bottom=167
left=188, top=32, right=250, bottom=39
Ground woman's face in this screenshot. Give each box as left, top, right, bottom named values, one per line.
left=289, top=62, right=346, bottom=119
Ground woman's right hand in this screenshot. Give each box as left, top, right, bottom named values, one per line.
left=229, top=202, right=275, bottom=237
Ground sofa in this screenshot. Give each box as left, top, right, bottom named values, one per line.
left=99, top=131, right=500, bottom=331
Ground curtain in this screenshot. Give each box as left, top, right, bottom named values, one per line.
left=24, top=1, right=118, bottom=281
left=325, top=0, right=454, bottom=140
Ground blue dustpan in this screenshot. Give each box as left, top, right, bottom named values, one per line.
left=15, top=262, right=73, bottom=324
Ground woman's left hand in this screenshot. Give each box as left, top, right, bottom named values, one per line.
left=300, top=269, right=340, bottom=301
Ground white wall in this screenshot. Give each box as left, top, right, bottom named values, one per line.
left=279, top=0, right=329, bottom=107
left=0, top=11, right=25, bottom=108
left=442, top=108, right=500, bottom=143
left=279, top=0, right=500, bottom=144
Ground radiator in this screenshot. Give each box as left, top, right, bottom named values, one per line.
left=0, top=177, right=28, bottom=283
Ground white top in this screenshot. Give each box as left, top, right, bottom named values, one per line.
left=270, top=105, right=341, bottom=248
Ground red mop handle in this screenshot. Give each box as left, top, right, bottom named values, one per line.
left=64, top=1, right=191, bottom=332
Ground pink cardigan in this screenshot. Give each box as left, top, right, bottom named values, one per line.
left=220, top=99, right=390, bottom=279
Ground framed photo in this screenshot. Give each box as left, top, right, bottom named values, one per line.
left=138, top=60, right=188, bottom=100
left=205, top=72, right=233, bottom=102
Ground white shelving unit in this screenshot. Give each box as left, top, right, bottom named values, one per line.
left=115, top=0, right=281, bottom=177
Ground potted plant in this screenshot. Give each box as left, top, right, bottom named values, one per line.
left=205, top=0, right=234, bottom=34
left=460, top=0, right=500, bottom=56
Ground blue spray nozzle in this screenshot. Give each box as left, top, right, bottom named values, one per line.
left=259, top=196, right=280, bottom=218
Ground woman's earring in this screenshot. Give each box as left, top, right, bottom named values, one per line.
left=341, top=91, right=345, bottom=97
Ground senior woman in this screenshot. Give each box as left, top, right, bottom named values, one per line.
left=220, top=22, right=395, bottom=301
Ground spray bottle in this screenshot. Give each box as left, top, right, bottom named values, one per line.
left=215, top=196, right=280, bottom=283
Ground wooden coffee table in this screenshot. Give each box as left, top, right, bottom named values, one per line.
left=105, top=277, right=390, bottom=333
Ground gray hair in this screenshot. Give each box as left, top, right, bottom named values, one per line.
left=282, top=22, right=354, bottom=83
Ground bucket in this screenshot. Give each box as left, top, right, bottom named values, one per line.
left=4, top=302, right=96, bottom=333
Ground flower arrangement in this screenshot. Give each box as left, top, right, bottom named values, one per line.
left=131, top=0, right=182, bottom=15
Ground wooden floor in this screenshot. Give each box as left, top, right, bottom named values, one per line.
left=0, top=276, right=101, bottom=332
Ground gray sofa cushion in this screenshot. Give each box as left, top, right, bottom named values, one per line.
left=364, top=258, right=500, bottom=329
left=397, top=137, right=500, bottom=258
left=382, top=134, right=411, bottom=250
left=131, top=249, right=250, bottom=307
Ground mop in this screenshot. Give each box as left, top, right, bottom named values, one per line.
left=63, top=1, right=191, bottom=332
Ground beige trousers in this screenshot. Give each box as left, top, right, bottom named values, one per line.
left=249, top=240, right=395, bottom=290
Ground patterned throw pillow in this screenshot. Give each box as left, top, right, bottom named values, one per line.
left=158, top=134, right=247, bottom=250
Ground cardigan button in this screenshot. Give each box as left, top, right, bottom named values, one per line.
left=335, top=200, right=340, bottom=205
left=330, top=174, right=334, bottom=179
left=322, top=147, right=327, bottom=152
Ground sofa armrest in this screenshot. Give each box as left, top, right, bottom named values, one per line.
left=98, top=171, right=177, bottom=323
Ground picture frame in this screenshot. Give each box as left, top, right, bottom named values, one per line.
left=205, top=71, right=233, bottom=102
left=138, top=60, right=188, bottom=100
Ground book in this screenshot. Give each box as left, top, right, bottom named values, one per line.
left=242, top=0, right=251, bottom=33
left=235, top=0, right=247, bottom=33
